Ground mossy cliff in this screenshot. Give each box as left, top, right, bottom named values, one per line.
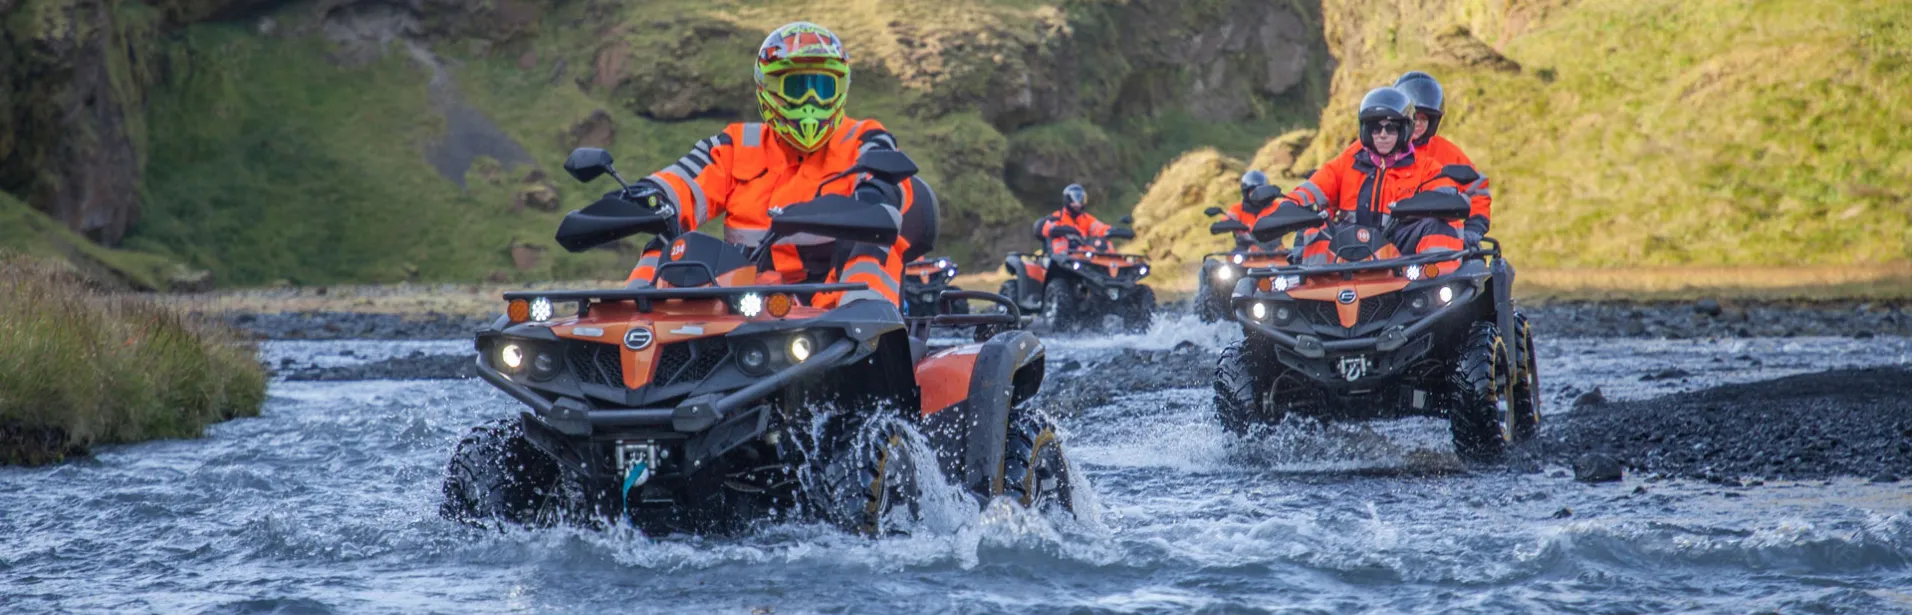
left=1, top=0, right=1330, bottom=285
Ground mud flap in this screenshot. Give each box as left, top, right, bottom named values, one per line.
left=918, top=331, right=1044, bottom=499
left=1491, top=257, right=1517, bottom=367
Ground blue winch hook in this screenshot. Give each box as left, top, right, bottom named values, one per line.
left=620, top=460, right=651, bottom=513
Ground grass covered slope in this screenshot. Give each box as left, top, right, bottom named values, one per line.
left=0, top=257, right=266, bottom=465
left=1290, top=0, right=1912, bottom=267
left=0, top=191, right=181, bottom=290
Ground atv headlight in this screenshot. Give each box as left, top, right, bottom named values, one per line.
left=1071, top=261, right=1081, bottom=270
left=1437, top=285, right=1457, bottom=305
left=789, top=335, right=813, bottom=362
left=1404, top=264, right=1423, bottom=281
left=499, top=343, right=525, bottom=370
left=736, top=292, right=764, bottom=318
left=1272, top=303, right=1295, bottom=324
left=1251, top=302, right=1268, bottom=320
left=737, top=341, right=771, bottom=375
left=1215, top=266, right=1235, bottom=281
left=529, top=297, right=554, bottom=322
left=1232, top=254, right=1246, bottom=265
left=529, top=351, right=561, bottom=381
left=1272, top=275, right=1302, bottom=292
left=1138, top=265, right=1149, bottom=277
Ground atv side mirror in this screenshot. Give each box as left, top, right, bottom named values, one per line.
left=562, top=147, right=617, bottom=183
left=849, top=150, right=919, bottom=183
left=1246, top=184, right=1285, bottom=210
left=1250, top=203, right=1326, bottom=243
left=1391, top=189, right=1471, bottom=220
left=1203, top=206, right=1225, bottom=217
left=1119, top=215, right=1133, bottom=224
left=769, top=194, right=900, bottom=245
left=1106, top=227, right=1136, bottom=240
left=554, top=196, right=672, bottom=252
left=1209, top=220, right=1249, bottom=235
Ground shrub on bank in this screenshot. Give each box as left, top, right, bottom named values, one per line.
left=0, top=257, right=267, bottom=465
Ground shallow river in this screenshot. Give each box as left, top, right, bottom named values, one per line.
left=5, top=322, right=1911, bottom=614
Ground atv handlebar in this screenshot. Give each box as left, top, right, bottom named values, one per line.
left=1241, top=238, right=1501, bottom=278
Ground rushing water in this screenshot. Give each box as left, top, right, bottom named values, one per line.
left=4, top=325, right=1911, bottom=614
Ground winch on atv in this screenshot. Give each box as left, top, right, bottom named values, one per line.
left=441, top=147, right=1076, bottom=535
left=1211, top=184, right=1541, bottom=462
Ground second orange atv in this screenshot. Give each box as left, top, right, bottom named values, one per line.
left=1194, top=206, right=1290, bottom=323
left=442, top=148, right=1076, bottom=536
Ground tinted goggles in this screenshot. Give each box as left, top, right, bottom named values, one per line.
left=767, top=71, right=843, bottom=105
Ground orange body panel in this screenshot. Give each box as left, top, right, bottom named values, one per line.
left=1287, top=271, right=1411, bottom=329
left=915, top=346, right=980, bottom=417
left=1019, top=255, right=1048, bottom=285
left=548, top=297, right=825, bottom=389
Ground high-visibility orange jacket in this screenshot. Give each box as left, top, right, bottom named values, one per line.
left=1221, top=200, right=1283, bottom=249
left=1333, top=135, right=1491, bottom=236
left=1038, top=209, right=1111, bottom=254
left=1283, top=145, right=1474, bottom=256
left=626, top=118, right=925, bottom=307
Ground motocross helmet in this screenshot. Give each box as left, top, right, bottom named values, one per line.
left=755, top=22, right=852, bottom=153
left=1356, top=87, right=1414, bottom=156
left=1394, top=71, right=1445, bottom=146
left=1062, top=183, right=1087, bottom=213
left=1239, top=170, right=1269, bottom=210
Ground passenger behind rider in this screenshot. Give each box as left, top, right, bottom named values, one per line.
left=1279, top=86, right=1475, bottom=264
left=1036, top=183, right=1111, bottom=256
left=1322, top=71, right=1493, bottom=246
left=1221, top=170, right=1279, bottom=251
left=614, top=21, right=937, bottom=309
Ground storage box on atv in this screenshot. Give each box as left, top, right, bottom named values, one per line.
left=1212, top=192, right=1541, bottom=463
left=441, top=147, right=1074, bottom=535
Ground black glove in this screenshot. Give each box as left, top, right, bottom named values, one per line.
left=618, top=181, right=680, bottom=235
left=1464, top=230, right=1483, bottom=245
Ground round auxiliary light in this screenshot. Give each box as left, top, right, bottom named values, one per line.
left=530, top=353, right=559, bottom=380
left=738, top=292, right=764, bottom=318
left=765, top=293, right=794, bottom=318
left=506, top=299, right=530, bottom=323
left=529, top=297, right=554, bottom=322
left=1232, top=254, right=1246, bottom=265
left=937, top=258, right=951, bottom=269
left=1216, top=266, right=1235, bottom=281
left=1438, top=285, right=1456, bottom=304
left=1274, top=305, right=1293, bottom=323
left=1071, top=261, right=1081, bottom=270
left=500, top=343, right=525, bottom=370
left=1273, top=275, right=1294, bottom=292
left=1138, top=265, right=1149, bottom=276
left=789, top=335, right=814, bottom=363
left=1424, top=264, right=1440, bottom=278
left=1251, top=302, right=1268, bottom=320
left=1404, top=264, right=1423, bottom=281
left=740, top=345, right=769, bottom=371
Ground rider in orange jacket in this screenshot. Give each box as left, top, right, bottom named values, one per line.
left=618, top=22, right=936, bottom=308
left=1220, top=170, right=1280, bottom=250
left=1036, top=184, right=1111, bottom=254
left=1279, top=87, right=1474, bottom=262
left=1324, top=71, right=1492, bottom=245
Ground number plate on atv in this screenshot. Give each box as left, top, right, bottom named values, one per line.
left=1337, top=355, right=1371, bottom=381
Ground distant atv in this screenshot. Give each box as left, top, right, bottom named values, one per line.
left=442, top=147, right=1075, bottom=536
left=1194, top=206, right=1291, bottom=323
left=1213, top=182, right=1541, bottom=463
left=901, top=256, right=967, bottom=318
left=999, top=218, right=1156, bottom=333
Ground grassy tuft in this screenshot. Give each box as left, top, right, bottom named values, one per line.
left=0, top=255, right=266, bottom=465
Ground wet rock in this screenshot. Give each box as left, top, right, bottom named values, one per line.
left=1551, top=507, right=1573, bottom=519
left=1639, top=368, right=1693, bottom=382
left=279, top=353, right=476, bottom=381
left=1172, top=340, right=1199, bottom=354
left=1870, top=472, right=1900, bottom=484
left=1693, top=298, right=1722, bottom=317
left=1573, top=453, right=1624, bottom=483
left=562, top=108, right=616, bottom=150
left=1057, top=359, right=1082, bottom=373
left=1572, top=387, right=1606, bottom=409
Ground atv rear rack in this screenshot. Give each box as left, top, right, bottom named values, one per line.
left=503, top=283, right=868, bottom=313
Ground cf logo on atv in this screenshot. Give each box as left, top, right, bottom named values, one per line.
left=1338, top=355, right=1369, bottom=381
left=1337, top=289, right=1357, bottom=304
left=623, top=326, right=654, bottom=350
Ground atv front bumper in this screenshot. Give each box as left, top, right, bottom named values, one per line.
left=1234, top=284, right=1480, bottom=387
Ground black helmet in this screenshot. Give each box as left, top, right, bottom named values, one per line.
left=1356, top=87, right=1413, bottom=155
left=1239, top=170, right=1268, bottom=203
left=1394, top=71, right=1445, bottom=146
left=1062, top=183, right=1087, bottom=211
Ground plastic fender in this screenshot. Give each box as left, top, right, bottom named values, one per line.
left=914, top=331, right=1042, bottom=497
left=1491, top=257, right=1517, bottom=363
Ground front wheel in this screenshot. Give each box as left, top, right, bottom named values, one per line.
left=1449, top=321, right=1513, bottom=463
left=1214, top=341, right=1290, bottom=435
left=1510, top=311, right=1541, bottom=441
left=1123, top=286, right=1156, bottom=334
left=1196, top=261, right=1227, bottom=323
left=1000, top=407, right=1075, bottom=514
left=1041, top=279, right=1078, bottom=332
left=813, top=417, right=921, bottom=536
left=440, top=418, right=568, bottom=527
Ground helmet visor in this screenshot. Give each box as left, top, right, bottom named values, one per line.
left=769, top=71, right=842, bottom=106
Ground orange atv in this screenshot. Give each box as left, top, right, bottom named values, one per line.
left=441, top=148, right=1074, bottom=535
left=1194, top=205, right=1291, bottom=323
left=999, top=218, right=1155, bottom=333
left=901, top=256, right=967, bottom=319
left=1212, top=185, right=1541, bottom=463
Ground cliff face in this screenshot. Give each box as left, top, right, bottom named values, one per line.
left=0, top=0, right=1329, bottom=285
